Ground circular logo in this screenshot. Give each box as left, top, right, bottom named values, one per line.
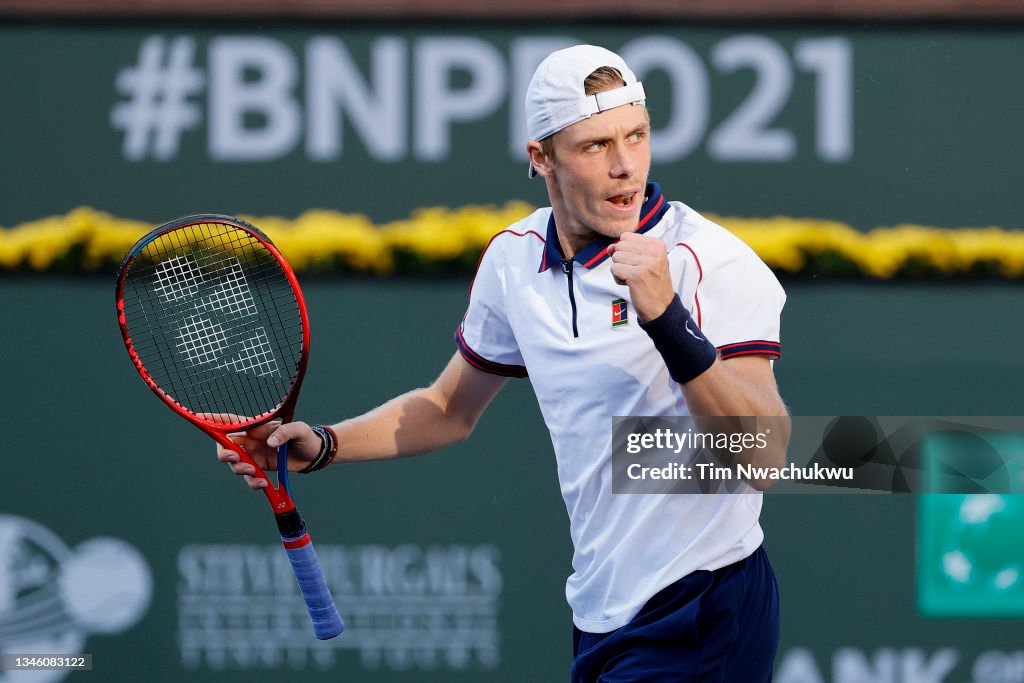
left=0, top=516, right=152, bottom=683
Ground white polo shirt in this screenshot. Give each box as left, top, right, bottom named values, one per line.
left=455, top=182, right=786, bottom=633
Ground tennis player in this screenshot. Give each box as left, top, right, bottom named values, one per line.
left=220, top=44, right=790, bottom=682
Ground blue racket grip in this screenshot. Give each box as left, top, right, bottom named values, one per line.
left=277, top=511, right=345, bottom=639
left=277, top=442, right=291, bottom=496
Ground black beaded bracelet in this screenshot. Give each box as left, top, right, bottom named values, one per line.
left=638, top=294, right=718, bottom=384
left=299, top=425, right=338, bottom=473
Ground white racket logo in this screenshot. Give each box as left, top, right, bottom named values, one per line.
left=154, top=255, right=280, bottom=378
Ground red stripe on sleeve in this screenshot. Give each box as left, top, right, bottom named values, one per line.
left=675, top=243, right=703, bottom=328
left=719, top=348, right=782, bottom=360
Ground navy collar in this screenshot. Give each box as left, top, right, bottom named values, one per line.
left=538, top=182, right=670, bottom=272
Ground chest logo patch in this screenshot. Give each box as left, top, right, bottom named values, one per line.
left=611, top=298, right=629, bottom=328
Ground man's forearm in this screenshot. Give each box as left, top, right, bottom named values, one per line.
left=332, top=385, right=473, bottom=464
left=682, top=359, right=791, bottom=486
left=325, top=353, right=507, bottom=467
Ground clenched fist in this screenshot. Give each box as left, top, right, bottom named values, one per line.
left=607, top=232, right=675, bottom=322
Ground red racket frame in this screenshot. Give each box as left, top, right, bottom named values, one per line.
left=114, top=214, right=310, bottom=514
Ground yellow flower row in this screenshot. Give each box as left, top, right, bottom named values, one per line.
left=2, top=205, right=1023, bottom=279
left=719, top=216, right=1024, bottom=278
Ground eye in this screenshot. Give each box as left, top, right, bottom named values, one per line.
left=585, top=141, right=606, bottom=152
left=629, top=130, right=646, bottom=143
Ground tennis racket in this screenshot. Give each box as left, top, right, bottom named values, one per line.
left=114, top=213, right=344, bottom=640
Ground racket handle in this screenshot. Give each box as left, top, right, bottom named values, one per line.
left=276, top=510, right=345, bottom=640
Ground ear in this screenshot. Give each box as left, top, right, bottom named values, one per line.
left=527, top=141, right=553, bottom=178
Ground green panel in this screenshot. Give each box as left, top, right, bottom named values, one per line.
left=918, top=490, right=1024, bottom=616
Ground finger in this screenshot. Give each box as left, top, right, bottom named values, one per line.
left=609, top=249, right=646, bottom=267
left=243, top=474, right=269, bottom=490
left=216, top=444, right=238, bottom=463
left=613, top=232, right=642, bottom=247
left=608, top=243, right=658, bottom=263
left=219, top=436, right=258, bottom=463
left=229, top=460, right=258, bottom=476
left=616, top=232, right=667, bottom=255
left=610, top=262, right=641, bottom=285
left=221, top=451, right=242, bottom=465
left=617, top=231, right=653, bottom=244
left=266, top=421, right=310, bottom=449
left=610, top=262, right=634, bottom=286
left=607, top=238, right=638, bottom=256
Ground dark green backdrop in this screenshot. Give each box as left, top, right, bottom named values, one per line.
left=3, top=279, right=1023, bottom=681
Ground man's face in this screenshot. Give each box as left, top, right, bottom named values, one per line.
left=544, top=103, right=652, bottom=243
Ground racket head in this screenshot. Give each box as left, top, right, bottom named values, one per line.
left=115, top=214, right=309, bottom=434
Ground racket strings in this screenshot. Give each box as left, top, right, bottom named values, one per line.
left=168, top=222, right=300, bottom=413
left=121, top=222, right=304, bottom=423
left=135, top=225, right=297, bottom=418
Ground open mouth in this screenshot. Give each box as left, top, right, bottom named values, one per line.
left=607, top=192, right=637, bottom=208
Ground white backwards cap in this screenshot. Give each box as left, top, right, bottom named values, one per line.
left=525, top=45, right=646, bottom=178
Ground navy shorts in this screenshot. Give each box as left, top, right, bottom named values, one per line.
left=570, top=545, right=780, bottom=683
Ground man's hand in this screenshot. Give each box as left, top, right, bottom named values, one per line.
left=216, top=420, right=322, bottom=490
left=607, top=232, right=675, bottom=322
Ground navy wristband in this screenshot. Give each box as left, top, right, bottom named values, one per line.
left=638, top=294, right=718, bottom=384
